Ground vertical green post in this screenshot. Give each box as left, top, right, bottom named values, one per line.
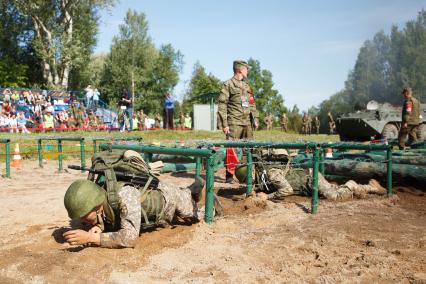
left=386, top=147, right=393, bottom=196
left=5, top=141, right=11, bottom=178
left=80, top=138, right=86, bottom=173
left=37, top=139, right=43, bottom=168
left=311, top=147, right=320, bottom=214
left=195, top=157, right=202, bottom=179
left=210, top=97, right=214, bottom=131
left=246, top=149, right=253, bottom=195
left=93, top=140, right=97, bottom=154
left=204, top=155, right=215, bottom=224
left=57, top=139, right=63, bottom=172
left=319, top=149, right=325, bottom=175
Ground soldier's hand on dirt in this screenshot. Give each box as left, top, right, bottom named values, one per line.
left=403, top=122, right=408, bottom=128
left=88, top=225, right=102, bottom=234
left=63, top=229, right=100, bottom=246
left=223, top=126, right=230, bottom=135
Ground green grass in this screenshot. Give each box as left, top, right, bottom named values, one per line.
left=0, top=130, right=339, bottom=162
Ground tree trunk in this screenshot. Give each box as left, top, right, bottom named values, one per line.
left=60, top=0, right=73, bottom=88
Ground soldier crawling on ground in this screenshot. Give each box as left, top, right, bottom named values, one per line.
left=234, top=149, right=386, bottom=201
left=63, top=150, right=208, bottom=249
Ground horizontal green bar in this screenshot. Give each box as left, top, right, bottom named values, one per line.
left=320, top=142, right=391, bottom=151
left=99, top=144, right=215, bottom=158
left=0, top=139, right=10, bottom=143
left=92, top=137, right=143, bottom=142
left=208, top=141, right=319, bottom=149
left=38, top=137, right=85, bottom=141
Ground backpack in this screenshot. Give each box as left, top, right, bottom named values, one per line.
left=88, top=149, right=165, bottom=228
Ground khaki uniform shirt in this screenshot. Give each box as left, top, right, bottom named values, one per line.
left=218, top=77, right=258, bottom=127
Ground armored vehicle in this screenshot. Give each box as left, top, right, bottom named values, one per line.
left=336, top=100, right=426, bottom=141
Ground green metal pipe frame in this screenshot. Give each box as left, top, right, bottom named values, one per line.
left=92, top=137, right=143, bottom=153
left=37, top=137, right=86, bottom=172
left=195, top=157, right=202, bottom=179
left=99, top=143, right=216, bottom=223
left=1, top=139, right=11, bottom=178
left=246, top=150, right=253, bottom=195
left=311, top=148, right=320, bottom=214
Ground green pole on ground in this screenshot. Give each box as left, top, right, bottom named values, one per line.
left=246, top=149, right=253, bottom=195
left=319, top=149, right=325, bottom=175
left=311, top=147, right=320, bottom=214
left=93, top=140, right=97, bottom=154
left=80, top=138, right=86, bottom=173
left=386, top=147, right=393, bottom=196
left=37, top=139, right=43, bottom=168
left=205, top=155, right=215, bottom=224
left=195, top=157, right=202, bottom=179
left=57, top=139, right=63, bottom=172
left=5, top=141, right=11, bottom=178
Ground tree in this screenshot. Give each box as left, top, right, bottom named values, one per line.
left=182, top=62, right=222, bottom=113
left=100, top=10, right=183, bottom=115
left=13, top=0, right=114, bottom=88
left=247, top=58, right=287, bottom=129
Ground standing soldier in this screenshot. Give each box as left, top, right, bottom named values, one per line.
left=264, top=113, right=273, bottom=131
left=301, top=113, right=309, bottom=134
left=138, top=110, right=146, bottom=131
left=306, top=114, right=312, bottom=134
left=88, top=111, right=98, bottom=130
left=398, top=87, right=420, bottom=149
left=179, top=112, right=185, bottom=129
left=154, top=113, right=162, bottom=129
left=328, top=112, right=335, bottom=135
left=280, top=113, right=288, bottom=132
left=218, top=60, right=259, bottom=183
left=313, top=116, right=320, bottom=135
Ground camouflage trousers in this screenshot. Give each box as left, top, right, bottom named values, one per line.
left=229, top=124, right=253, bottom=139
left=265, top=168, right=385, bottom=200
left=158, top=182, right=199, bottom=222
left=398, top=124, right=418, bottom=149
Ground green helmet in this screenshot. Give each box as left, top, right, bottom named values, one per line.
left=235, top=165, right=248, bottom=184
left=64, top=180, right=106, bottom=219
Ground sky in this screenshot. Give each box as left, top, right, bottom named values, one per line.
left=95, top=0, right=426, bottom=111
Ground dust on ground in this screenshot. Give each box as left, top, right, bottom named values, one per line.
left=0, top=160, right=425, bottom=283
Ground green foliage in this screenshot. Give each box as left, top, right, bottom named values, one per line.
left=100, top=10, right=183, bottom=115
left=0, top=56, right=28, bottom=88
left=317, top=9, right=426, bottom=132
left=182, top=62, right=222, bottom=113
left=247, top=58, right=287, bottom=129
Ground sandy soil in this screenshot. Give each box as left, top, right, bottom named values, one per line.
left=0, top=160, right=425, bottom=283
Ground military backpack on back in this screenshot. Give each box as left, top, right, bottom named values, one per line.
left=88, top=149, right=165, bottom=229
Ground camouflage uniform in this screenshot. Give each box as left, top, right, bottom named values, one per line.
left=328, top=112, right=335, bottom=135
left=313, top=116, right=320, bottom=135
left=280, top=113, right=288, bottom=132
left=99, top=182, right=198, bottom=249
left=138, top=111, right=146, bottom=130
left=264, top=114, right=273, bottom=131
left=217, top=65, right=258, bottom=139
left=398, top=95, right=420, bottom=149
left=264, top=168, right=385, bottom=201
left=179, top=113, right=185, bottom=129
left=301, top=114, right=309, bottom=134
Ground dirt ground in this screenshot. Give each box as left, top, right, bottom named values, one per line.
left=0, top=159, right=425, bottom=283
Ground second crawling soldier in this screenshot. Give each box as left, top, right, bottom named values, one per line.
left=218, top=60, right=259, bottom=183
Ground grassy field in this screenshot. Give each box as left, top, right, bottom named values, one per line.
left=0, top=130, right=339, bottom=161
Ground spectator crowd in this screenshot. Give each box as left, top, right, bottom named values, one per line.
left=0, top=87, right=193, bottom=133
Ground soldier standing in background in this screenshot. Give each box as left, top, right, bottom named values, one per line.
left=307, top=114, right=312, bottom=134
left=264, top=113, right=273, bottom=131
left=398, top=87, right=420, bottom=149
left=218, top=60, right=259, bottom=183
left=138, top=110, right=146, bottom=131
left=328, top=112, right=336, bottom=135
left=301, top=113, right=308, bottom=134
left=313, top=116, right=320, bottom=135
left=154, top=113, right=162, bottom=129
left=280, top=113, right=288, bottom=132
